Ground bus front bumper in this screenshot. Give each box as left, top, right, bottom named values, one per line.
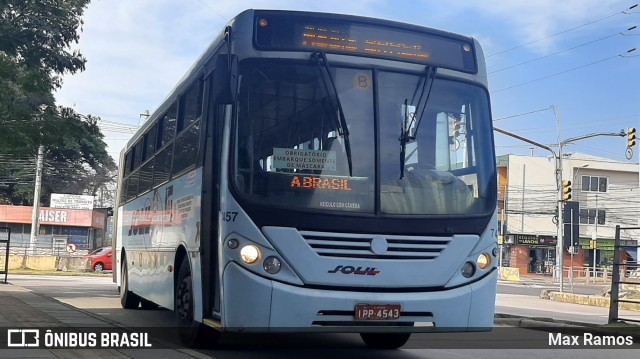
left=221, top=262, right=497, bottom=332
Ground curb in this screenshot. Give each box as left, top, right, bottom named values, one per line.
left=495, top=313, right=640, bottom=340
left=543, top=290, right=640, bottom=312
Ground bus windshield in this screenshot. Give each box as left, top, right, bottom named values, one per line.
left=233, top=59, right=495, bottom=215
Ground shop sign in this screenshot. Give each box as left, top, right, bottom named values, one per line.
left=581, top=238, right=638, bottom=250
left=50, top=193, right=94, bottom=210
left=514, top=234, right=557, bottom=246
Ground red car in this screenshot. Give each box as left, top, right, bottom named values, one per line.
left=85, top=246, right=113, bottom=272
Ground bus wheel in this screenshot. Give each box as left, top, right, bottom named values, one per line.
left=175, top=257, right=220, bottom=348
left=120, top=256, right=141, bottom=309
left=360, top=333, right=411, bottom=349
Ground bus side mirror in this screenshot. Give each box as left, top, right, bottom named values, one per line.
left=211, top=54, right=238, bottom=104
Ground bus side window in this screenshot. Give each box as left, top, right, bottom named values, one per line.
left=146, top=124, right=157, bottom=158
left=126, top=171, right=139, bottom=201
left=124, top=150, right=133, bottom=177
left=132, top=140, right=143, bottom=172
left=154, top=143, right=173, bottom=187
left=178, top=80, right=203, bottom=133
left=173, top=119, right=201, bottom=175
left=139, top=159, right=154, bottom=194
left=160, top=104, right=177, bottom=147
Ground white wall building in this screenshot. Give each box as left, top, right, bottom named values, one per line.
left=498, top=152, right=639, bottom=273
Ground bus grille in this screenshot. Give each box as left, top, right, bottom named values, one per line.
left=299, top=231, right=449, bottom=260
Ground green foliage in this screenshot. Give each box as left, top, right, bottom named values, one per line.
left=0, top=0, right=88, bottom=84
left=41, top=110, right=117, bottom=203
left=1, top=0, right=90, bottom=146
left=0, top=0, right=117, bottom=205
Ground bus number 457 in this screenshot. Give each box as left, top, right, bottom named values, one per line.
left=221, top=211, right=238, bottom=222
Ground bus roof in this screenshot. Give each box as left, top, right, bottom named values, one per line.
left=122, top=9, right=482, bottom=155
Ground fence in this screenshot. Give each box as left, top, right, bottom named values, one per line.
left=7, top=234, right=90, bottom=256
left=0, top=227, right=94, bottom=272
left=555, top=266, right=609, bottom=281
left=0, top=227, right=10, bottom=283
left=608, top=225, right=640, bottom=324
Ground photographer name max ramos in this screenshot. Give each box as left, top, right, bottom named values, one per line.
left=548, top=332, right=634, bottom=347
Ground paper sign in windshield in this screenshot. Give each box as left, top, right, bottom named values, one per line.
left=272, top=148, right=337, bottom=171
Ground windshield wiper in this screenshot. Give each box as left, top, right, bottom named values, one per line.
left=312, top=52, right=353, bottom=177
left=399, top=66, right=437, bottom=179
left=400, top=98, right=410, bottom=179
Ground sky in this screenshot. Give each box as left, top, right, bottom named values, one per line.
left=55, top=0, right=640, bottom=165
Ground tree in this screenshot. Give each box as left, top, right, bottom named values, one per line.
left=0, top=107, right=117, bottom=206
left=41, top=111, right=117, bottom=205
left=0, top=1, right=117, bottom=205
left=1, top=0, right=90, bottom=146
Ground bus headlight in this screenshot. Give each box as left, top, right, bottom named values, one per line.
left=461, top=262, right=475, bottom=278
left=240, top=245, right=261, bottom=264
left=477, top=253, right=491, bottom=270
left=263, top=256, right=281, bottom=274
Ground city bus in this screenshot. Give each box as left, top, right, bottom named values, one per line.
left=114, top=9, right=498, bottom=349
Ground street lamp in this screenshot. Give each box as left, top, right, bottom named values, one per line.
left=556, top=131, right=624, bottom=291
left=494, top=118, right=626, bottom=292
left=592, top=194, right=598, bottom=283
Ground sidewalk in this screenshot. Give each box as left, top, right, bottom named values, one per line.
left=0, top=282, right=207, bottom=358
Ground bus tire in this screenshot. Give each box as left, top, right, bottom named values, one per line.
left=120, top=255, right=141, bottom=309
left=175, top=257, right=220, bottom=348
left=360, top=333, right=411, bottom=349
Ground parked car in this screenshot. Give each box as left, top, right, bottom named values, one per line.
left=84, top=246, right=112, bottom=272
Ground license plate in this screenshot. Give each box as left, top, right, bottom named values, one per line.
left=355, top=304, right=401, bottom=320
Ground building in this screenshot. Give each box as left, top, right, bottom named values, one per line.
left=0, top=205, right=109, bottom=253
left=498, top=152, right=639, bottom=275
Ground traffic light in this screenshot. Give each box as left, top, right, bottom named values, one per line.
left=563, top=201, right=580, bottom=248
left=562, top=180, right=572, bottom=201
left=628, top=127, right=636, bottom=148
left=452, top=118, right=462, bottom=138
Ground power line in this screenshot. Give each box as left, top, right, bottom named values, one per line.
left=97, top=118, right=139, bottom=134
left=194, top=0, right=228, bottom=23
left=488, top=27, right=636, bottom=74
left=497, top=114, right=637, bottom=135
left=494, top=107, right=553, bottom=122
left=491, top=50, right=636, bottom=94
left=486, top=4, right=637, bottom=58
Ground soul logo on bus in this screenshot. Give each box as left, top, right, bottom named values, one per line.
left=328, top=265, right=380, bottom=276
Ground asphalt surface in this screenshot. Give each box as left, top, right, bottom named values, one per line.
left=0, top=273, right=638, bottom=358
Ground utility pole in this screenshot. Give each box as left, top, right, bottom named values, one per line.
left=29, top=145, right=44, bottom=251
left=593, top=194, right=598, bottom=283
left=493, top=127, right=564, bottom=287
left=494, top=126, right=626, bottom=292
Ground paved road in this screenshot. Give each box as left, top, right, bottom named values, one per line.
left=1, top=274, right=639, bottom=358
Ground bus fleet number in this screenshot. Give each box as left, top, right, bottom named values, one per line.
left=221, top=211, right=238, bottom=222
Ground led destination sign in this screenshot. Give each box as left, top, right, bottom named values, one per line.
left=301, top=25, right=431, bottom=62
left=254, top=12, right=477, bottom=73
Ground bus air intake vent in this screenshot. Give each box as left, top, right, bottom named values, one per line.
left=299, top=231, right=449, bottom=260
